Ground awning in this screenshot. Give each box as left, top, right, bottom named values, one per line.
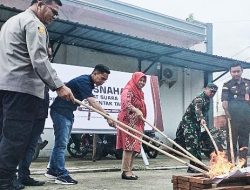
left=1, top=4, right=250, bottom=72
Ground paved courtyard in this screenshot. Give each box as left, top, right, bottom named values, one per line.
left=26, top=154, right=249, bottom=190
left=26, top=154, right=191, bottom=190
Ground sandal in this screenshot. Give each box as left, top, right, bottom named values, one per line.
left=121, top=172, right=138, bottom=180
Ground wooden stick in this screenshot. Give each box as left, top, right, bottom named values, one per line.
left=227, top=118, right=235, bottom=165
left=201, top=124, right=219, bottom=154
left=75, top=99, right=206, bottom=167
left=110, top=121, right=206, bottom=167
left=115, top=119, right=209, bottom=175
left=141, top=118, right=206, bottom=167
left=103, top=115, right=208, bottom=168
left=74, top=99, right=209, bottom=176
left=92, top=134, right=97, bottom=162
left=145, top=137, right=209, bottom=169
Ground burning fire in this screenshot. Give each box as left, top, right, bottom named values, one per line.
left=208, top=151, right=245, bottom=178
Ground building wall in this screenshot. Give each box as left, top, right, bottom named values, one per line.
left=54, top=44, right=138, bottom=72
left=40, top=44, right=205, bottom=156
left=54, top=44, right=204, bottom=137
left=158, top=67, right=204, bottom=141
left=0, top=0, right=209, bottom=157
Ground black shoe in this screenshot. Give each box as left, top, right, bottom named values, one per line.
left=12, top=177, right=25, bottom=190
left=19, top=177, right=45, bottom=186
left=0, top=178, right=13, bottom=190
left=187, top=167, right=200, bottom=173
left=55, top=175, right=78, bottom=185
left=121, top=173, right=138, bottom=180
left=133, top=175, right=139, bottom=179
left=10, top=175, right=25, bottom=190
left=44, top=169, right=58, bottom=180
left=38, top=140, right=48, bottom=150
left=0, top=178, right=23, bottom=190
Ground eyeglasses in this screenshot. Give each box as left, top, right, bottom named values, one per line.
left=210, top=90, right=217, bottom=94
left=44, top=4, right=59, bottom=17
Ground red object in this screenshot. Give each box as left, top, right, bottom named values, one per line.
left=116, top=72, right=147, bottom=153
left=150, top=76, right=164, bottom=131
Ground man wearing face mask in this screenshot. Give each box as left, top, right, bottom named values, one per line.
left=222, top=63, right=250, bottom=167
left=0, top=0, right=74, bottom=189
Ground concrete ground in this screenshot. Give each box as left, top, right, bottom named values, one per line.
left=25, top=154, right=250, bottom=190
left=25, top=154, right=194, bottom=190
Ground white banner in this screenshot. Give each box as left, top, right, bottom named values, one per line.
left=45, top=63, right=158, bottom=133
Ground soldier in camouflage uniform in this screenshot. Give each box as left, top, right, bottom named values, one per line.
left=175, top=83, right=218, bottom=173
left=222, top=63, right=250, bottom=167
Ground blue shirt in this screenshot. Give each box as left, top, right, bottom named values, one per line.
left=50, top=75, right=95, bottom=120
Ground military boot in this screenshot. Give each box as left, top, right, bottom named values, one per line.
left=239, top=148, right=248, bottom=167
left=187, top=160, right=208, bottom=173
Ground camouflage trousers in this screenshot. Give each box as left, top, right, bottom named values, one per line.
left=175, top=120, right=202, bottom=161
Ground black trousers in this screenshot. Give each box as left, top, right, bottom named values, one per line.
left=0, top=90, right=40, bottom=179
left=18, top=118, right=46, bottom=179
left=228, top=101, right=250, bottom=166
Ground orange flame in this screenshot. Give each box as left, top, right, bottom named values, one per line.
left=208, top=151, right=245, bottom=178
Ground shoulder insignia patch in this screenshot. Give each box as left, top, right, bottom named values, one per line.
left=38, top=26, right=45, bottom=34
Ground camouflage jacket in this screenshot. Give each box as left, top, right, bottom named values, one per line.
left=182, top=92, right=210, bottom=123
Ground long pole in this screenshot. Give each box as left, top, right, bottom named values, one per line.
left=74, top=99, right=206, bottom=167
left=113, top=122, right=207, bottom=168
left=201, top=124, right=219, bottom=154
left=227, top=118, right=235, bottom=165
left=115, top=119, right=209, bottom=175
left=141, top=118, right=205, bottom=167
left=74, top=99, right=209, bottom=176
left=114, top=118, right=208, bottom=168
left=92, top=134, right=97, bottom=162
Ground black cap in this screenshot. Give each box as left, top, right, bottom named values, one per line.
left=206, top=83, right=218, bottom=92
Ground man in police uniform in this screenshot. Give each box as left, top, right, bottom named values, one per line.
left=0, top=1, right=74, bottom=189
left=175, top=83, right=218, bottom=173
left=222, top=63, right=250, bottom=167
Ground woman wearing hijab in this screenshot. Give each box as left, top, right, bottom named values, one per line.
left=116, top=72, right=147, bottom=180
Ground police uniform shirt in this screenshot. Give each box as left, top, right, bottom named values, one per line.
left=0, top=8, right=63, bottom=99
left=221, top=78, right=250, bottom=102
